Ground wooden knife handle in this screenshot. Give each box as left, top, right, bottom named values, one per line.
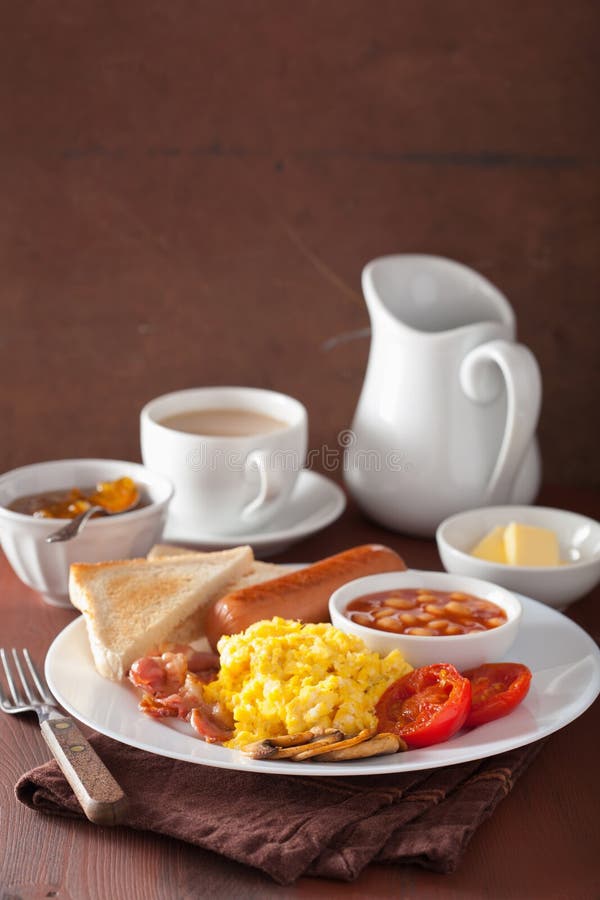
left=40, top=716, right=127, bottom=825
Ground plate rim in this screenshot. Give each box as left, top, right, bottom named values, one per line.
left=45, top=591, right=600, bottom=777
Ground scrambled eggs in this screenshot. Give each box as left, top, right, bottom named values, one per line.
left=203, top=617, right=412, bottom=748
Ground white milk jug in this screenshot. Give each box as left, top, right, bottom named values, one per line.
left=344, top=255, right=542, bottom=536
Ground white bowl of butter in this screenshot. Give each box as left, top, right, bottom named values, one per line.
left=436, top=506, right=600, bottom=610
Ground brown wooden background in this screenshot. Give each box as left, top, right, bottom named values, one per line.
left=1, top=1, right=598, bottom=485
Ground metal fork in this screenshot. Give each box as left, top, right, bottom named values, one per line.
left=0, top=648, right=127, bottom=825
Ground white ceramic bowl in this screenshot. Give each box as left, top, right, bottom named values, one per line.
left=436, top=505, right=600, bottom=610
left=329, top=570, right=521, bottom=670
left=0, top=459, right=173, bottom=607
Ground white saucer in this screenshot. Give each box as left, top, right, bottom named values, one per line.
left=161, top=470, right=346, bottom=556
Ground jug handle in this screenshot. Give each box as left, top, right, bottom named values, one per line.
left=460, top=339, right=542, bottom=504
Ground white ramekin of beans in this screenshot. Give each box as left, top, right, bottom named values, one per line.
left=329, top=570, right=522, bottom=670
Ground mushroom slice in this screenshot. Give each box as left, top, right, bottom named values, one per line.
left=270, top=730, right=317, bottom=747
left=242, top=742, right=277, bottom=760
left=272, top=730, right=344, bottom=759
left=292, top=727, right=377, bottom=761
left=316, top=732, right=406, bottom=761
left=242, top=730, right=344, bottom=760
left=242, top=730, right=317, bottom=759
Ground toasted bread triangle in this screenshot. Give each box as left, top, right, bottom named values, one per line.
left=69, top=546, right=254, bottom=680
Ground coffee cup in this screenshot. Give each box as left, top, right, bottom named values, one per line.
left=140, top=387, right=308, bottom=534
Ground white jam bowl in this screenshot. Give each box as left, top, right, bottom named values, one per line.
left=436, top=505, right=600, bottom=610
left=329, top=570, right=521, bottom=671
left=0, top=458, right=173, bottom=607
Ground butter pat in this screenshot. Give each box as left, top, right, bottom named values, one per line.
left=470, top=526, right=508, bottom=563
left=470, top=522, right=561, bottom=566
left=504, top=522, right=560, bottom=566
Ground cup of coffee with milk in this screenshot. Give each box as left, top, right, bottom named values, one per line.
left=141, top=387, right=308, bottom=535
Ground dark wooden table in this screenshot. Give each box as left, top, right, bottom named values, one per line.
left=1, top=485, right=598, bottom=900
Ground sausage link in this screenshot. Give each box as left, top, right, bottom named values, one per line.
left=204, top=544, right=406, bottom=650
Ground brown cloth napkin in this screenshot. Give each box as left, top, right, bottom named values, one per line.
left=16, top=733, right=544, bottom=885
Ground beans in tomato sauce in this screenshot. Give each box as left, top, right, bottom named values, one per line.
left=345, top=589, right=507, bottom=636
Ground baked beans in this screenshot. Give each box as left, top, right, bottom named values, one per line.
left=345, top=588, right=507, bottom=637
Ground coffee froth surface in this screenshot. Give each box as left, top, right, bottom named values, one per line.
left=159, top=408, right=288, bottom=437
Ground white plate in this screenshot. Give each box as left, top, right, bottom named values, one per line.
left=161, top=470, right=346, bottom=556
left=45, top=593, right=600, bottom=776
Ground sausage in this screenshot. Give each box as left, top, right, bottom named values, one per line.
left=204, top=544, right=406, bottom=650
